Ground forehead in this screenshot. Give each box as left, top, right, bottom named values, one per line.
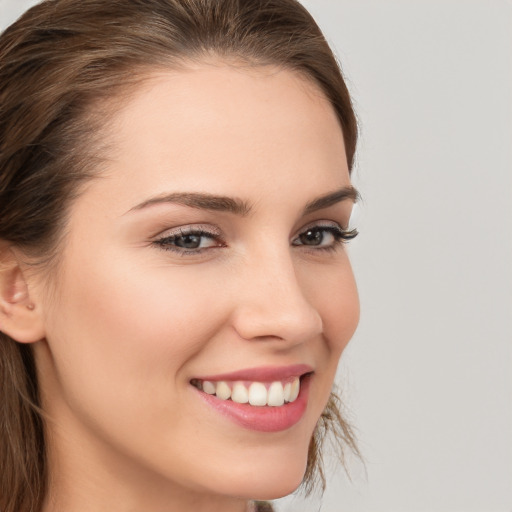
left=84, top=64, right=349, bottom=214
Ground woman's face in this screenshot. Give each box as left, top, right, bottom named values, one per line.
left=34, top=64, right=359, bottom=507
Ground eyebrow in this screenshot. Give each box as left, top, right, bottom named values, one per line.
left=303, top=185, right=360, bottom=214
left=127, top=186, right=359, bottom=216
left=127, top=192, right=251, bottom=216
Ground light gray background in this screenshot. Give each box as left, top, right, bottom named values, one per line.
left=1, top=1, right=511, bottom=511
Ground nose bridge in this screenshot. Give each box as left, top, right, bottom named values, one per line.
left=232, top=243, right=323, bottom=343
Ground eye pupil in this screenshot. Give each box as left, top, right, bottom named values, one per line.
left=176, top=234, right=201, bottom=249
left=300, top=229, right=322, bottom=245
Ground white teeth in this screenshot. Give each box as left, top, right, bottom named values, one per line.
left=289, top=377, right=300, bottom=402
left=196, top=377, right=303, bottom=407
left=216, top=381, right=231, bottom=400
left=202, top=380, right=216, bottom=395
left=267, top=381, right=285, bottom=407
left=248, top=382, right=268, bottom=406
left=283, top=382, right=292, bottom=402
left=231, top=381, right=249, bottom=404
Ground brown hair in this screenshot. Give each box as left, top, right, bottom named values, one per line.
left=0, top=1, right=359, bottom=510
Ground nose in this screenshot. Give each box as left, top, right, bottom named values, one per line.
left=230, top=247, right=323, bottom=345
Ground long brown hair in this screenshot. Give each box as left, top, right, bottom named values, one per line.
left=0, top=1, right=360, bottom=510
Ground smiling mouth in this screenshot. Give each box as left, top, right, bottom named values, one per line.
left=190, top=366, right=313, bottom=431
left=190, top=375, right=308, bottom=407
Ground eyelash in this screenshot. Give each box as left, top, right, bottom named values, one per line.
left=292, top=225, right=358, bottom=252
left=153, top=224, right=358, bottom=256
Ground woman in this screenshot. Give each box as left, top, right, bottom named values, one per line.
left=0, top=1, right=360, bottom=511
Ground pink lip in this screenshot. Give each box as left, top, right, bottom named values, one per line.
left=192, top=371, right=312, bottom=433
left=193, top=364, right=313, bottom=383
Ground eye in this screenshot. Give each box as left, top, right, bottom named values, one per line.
left=292, top=223, right=358, bottom=251
left=153, top=227, right=224, bottom=254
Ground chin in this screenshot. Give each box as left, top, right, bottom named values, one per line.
left=205, top=445, right=309, bottom=502
left=250, top=476, right=306, bottom=502
left=225, top=471, right=306, bottom=502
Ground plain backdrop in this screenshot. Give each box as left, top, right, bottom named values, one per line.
left=1, top=1, right=511, bottom=511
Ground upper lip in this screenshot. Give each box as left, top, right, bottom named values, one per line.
left=192, top=364, right=313, bottom=383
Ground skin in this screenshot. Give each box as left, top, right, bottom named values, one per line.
left=24, top=63, right=360, bottom=512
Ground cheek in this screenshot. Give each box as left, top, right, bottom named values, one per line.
left=325, top=271, right=359, bottom=355
left=297, top=256, right=359, bottom=417
left=302, top=256, right=359, bottom=357
left=43, top=253, right=228, bottom=419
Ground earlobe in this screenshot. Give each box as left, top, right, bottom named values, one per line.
left=0, top=246, right=45, bottom=343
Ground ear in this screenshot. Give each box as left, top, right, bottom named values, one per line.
left=0, top=244, right=45, bottom=343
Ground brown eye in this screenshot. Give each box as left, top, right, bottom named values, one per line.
left=292, top=224, right=358, bottom=250
left=299, top=228, right=324, bottom=246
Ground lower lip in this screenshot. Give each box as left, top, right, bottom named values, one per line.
left=194, top=374, right=311, bottom=433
